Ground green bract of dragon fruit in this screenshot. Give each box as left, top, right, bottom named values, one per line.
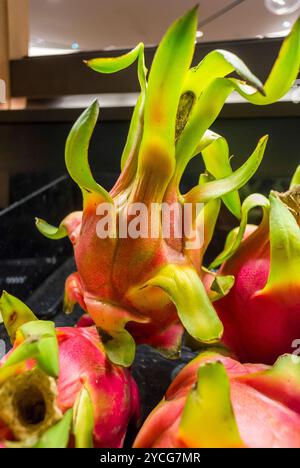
left=0, top=292, right=139, bottom=448
left=36, top=7, right=300, bottom=366
left=206, top=166, right=300, bottom=364
left=134, top=351, right=300, bottom=448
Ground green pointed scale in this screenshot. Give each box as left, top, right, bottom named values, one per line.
left=179, top=361, right=244, bottom=448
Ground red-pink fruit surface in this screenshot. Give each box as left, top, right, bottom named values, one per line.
left=0, top=325, right=140, bottom=448
left=134, top=351, right=300, bottom=448
left=213, top=192, right=300, bottom=364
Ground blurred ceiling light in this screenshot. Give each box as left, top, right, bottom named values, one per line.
left=196, top=30, right=204, bottom=38
left=291, top=79, right=300, bottom=103
left=104, top=45, right=118, bottom=51
left=265, top=29, right=290, bottom=37
left=42, top=88, right=300, bottom=108
left=29, top=38, right=80, bottom=56
left=43, top=93, right=139, bottom=109
left=29, top=46, right=77, bottom=56
left=265, top=0, right=300, bottom=15
left=291, top=87, right=300, bottom=103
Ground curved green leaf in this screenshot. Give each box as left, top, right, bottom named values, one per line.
left=65, top=100, right=112, bottom=203
left=192, top=172, right=221, bottom=264
left=224, top=226, right=240, bottom=250
left=73, top=386, right=94, bottom=448
left=210, top=193, right=270, bottom=269
left=184, top=136, right=268, bottom=204
left=87, top=43, right=146, bottom=81
left=34, top=410, right=72, bottom=449
left=35, top=218, right=68, bottom=240
left=138, top=7, right=198, bottom=172
left=120, top=92, right=145, bottom=177
left=184, top=48, right=264, bottom=98
left=200, top=131, right=241, bottom=218
left=193, top=129, right=223, bottom=156
left=238, top=18, right=300, bottom=105
left=0, top=291, right=37, bottom=343
left=120, top=47, right=147, bottom=170
left=98, top=328, right=136, bottom=368
left=290, top=165, right=300, bottom=188
left=86, top=43, right=148, bottom=173
left=196, top=196, right=221, bottom=264
left=267, top=354, right=300, bottom=386
left=179, top=362, right=244, bottom=448
left=209, top=274, right=235, bottom=302
left=4, top=321, right=59, bottom=379
left=176, top=78, right=236, bottom=177
left=144, top=264, right=223, bottom=344
left=262, top=194, right=300, bottom=291
left=3, top=339, right=40, bottom=368
left=22, top=321, right=59, bottom=378
left=176, top=20, right=300, bottom=177
left=176, top=76, right=270, bottom=179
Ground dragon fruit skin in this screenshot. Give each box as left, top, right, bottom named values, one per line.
left=63, top=208, right=195, bottom=361
left=211, top=185, right=300, bottom=365
left=0, top=293, right=140, bottom=448
left=133, top=351, right=300, bottom=448
left=36, top=10, right=300, bottom=367
left=56, top=326, right=140, bottom=448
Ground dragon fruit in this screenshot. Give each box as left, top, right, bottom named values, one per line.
left=133, top=350, right=300, bottom=448
left=35, top=8, right=300, bottom=366
left=0, top=292, right=140, bottom=448
left=208, top=168, right=300, bottom=365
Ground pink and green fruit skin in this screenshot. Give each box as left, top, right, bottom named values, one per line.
left=0, top=325, right=140, bottom=448
left=133, top=351, right=300, bottom=448
left=62, top=208, right=198, bottom=360
left=55, top=326, right=140, bottom=448
left=215, top=235, right=272, bottom=362
left=213, top=192, right=300, bottom=365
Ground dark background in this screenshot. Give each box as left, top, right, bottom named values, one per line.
left=0, top=109, right=297, bottom=302
left=0, top=112, right=298, bottom=205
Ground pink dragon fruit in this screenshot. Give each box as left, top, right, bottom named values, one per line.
left=133, top=350, right=300, bottom=448
left=208, top=168, right=300, bottom=364
left=35, top=9, right=300, bottom=366
left=0, top=292, right=139, bottom=448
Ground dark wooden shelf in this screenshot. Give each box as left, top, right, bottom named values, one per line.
left=10, top=37, right=287, bottom=99
left=1, top=101, right=300, bottom=124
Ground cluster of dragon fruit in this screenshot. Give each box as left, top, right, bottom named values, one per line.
left=1, top=7, right=300, bottom=448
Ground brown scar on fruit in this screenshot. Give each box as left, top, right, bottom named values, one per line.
left=97, top=328, right=113, bottom=344
left=8, top=311, right=17, bottom=326
left=273, top=185, right=300, bottom=224
left=175, top=91, right=195, bottom=142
